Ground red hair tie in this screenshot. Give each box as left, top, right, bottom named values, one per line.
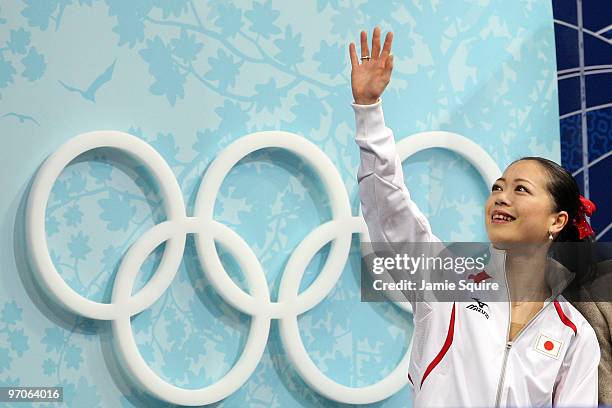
left=573, top=195, right=596, bottom=239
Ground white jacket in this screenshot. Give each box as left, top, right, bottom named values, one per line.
left=353, top=99, right=600, bottom=407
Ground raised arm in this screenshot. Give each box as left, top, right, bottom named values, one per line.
left=349, top=27, right=440, bottom=245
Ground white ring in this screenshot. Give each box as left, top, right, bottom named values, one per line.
left=24, top=131, right=405, bottom=405
left=25, top=131, right=186, bottom=321
left=26, top=129, right=500, bottom=405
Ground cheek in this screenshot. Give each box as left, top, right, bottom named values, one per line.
left=517, top=203, right=550, bottom=227
left=484, top=196, right=494, bottom=213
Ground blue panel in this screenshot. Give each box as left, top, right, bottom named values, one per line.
left=588, top=107, right=612, bottom=162
left=554, top=0, right=611, bottom=242
left=586, top=74, right=612, bottom=111
left=582, top=0, right=612, bottom=32
left=560, top=114, right=583, bottom=172
left=558, top=76, right=582, bottom=116
left=584, top=33, right=612, bottom=66
left=552, top=0, right=577, bottom=25
left=553, top=23, right=579, bottom=71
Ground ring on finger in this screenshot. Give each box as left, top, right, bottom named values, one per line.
left=361, top=55, right=371, bottom=60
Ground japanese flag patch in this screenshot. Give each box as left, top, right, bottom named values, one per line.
left=534, top=332, right=563, bottom=359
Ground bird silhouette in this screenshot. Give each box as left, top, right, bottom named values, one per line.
left=1, top=112, right=40, bottom=126
left=58, top=59, right=116, bottom=102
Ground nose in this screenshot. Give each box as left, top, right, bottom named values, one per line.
left=495, top=198, right=507, bottom=206
left=494, top=191, right=510, bottom=207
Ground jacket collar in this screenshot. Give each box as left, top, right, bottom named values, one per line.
left=544, top=257, right=575, bottom=302
left=485, top=243, right=575, bottom=303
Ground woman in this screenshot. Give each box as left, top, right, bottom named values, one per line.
left=350, top=27, right=600, bottom=407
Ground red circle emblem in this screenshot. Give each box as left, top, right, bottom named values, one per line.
left=544, top=340, right=554, bottom=351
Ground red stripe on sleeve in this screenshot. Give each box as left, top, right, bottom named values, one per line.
left=420, top=302, right=456, bottom=389
left=553, top=299, right=577, bottom=335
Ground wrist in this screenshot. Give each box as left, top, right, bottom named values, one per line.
left=353, top=97, right=380, bottom=105
left=351, top=98, right=386, bottom=141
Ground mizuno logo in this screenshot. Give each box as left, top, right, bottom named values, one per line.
left=471, top=297, right=488, bottom=309
left=466, top=297, right=490, bottom=319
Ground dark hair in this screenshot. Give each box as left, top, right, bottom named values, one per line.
left=512, top=157, right=597, bottom=287
left=511, top=156, right=591, bottom=243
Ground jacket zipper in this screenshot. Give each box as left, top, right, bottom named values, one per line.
left=494, top=302, right=553, bottom=407
left=495, top=248, right=511, bottom=408
left=493, top=249, right=556, bottom=407
left=495, top=341, right=513, bottom=407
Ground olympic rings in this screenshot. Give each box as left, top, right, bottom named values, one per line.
left=25, top=130, right=500, bottom=406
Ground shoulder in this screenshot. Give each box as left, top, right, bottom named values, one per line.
left=555, top=295, right=600, bottom=354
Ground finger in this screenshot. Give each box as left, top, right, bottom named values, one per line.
left=349, top=42, right=358, bottom=68
left=360, top=30, right=369, bottom=59
left=371, top=26, right=381, bottom=59
left=381, top=31, right=393, bottom=59
left=385, top=53, right=394, bottom=73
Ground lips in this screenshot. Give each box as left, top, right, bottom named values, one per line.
left=491, top=209, right=516, bottom=224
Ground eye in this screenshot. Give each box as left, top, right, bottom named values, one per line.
left=492, top=184, right=502, bottom=191
left=516, top=185, right=529, bottom=193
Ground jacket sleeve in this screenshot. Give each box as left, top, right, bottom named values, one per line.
left=352, top=99, right=441, bottom=312
left=352, top=98, right=441, bottom=245
left=553, top=321, right=600, bottom=407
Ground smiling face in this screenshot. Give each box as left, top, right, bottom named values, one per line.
left=485, top=160, right=569, bottom=245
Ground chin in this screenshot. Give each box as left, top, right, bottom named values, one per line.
left=490, top=239, right=516, bottom=250
left=486, top=230, right=522, bottom=247
left=489, top=235, right=548, bottom=253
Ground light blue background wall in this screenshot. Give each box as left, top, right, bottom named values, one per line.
left=0, top=1, right=559, bottom=407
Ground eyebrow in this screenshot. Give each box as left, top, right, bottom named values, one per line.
left=495, top=177, right=536, bottom=187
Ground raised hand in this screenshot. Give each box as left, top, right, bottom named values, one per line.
left=349, top=27, right=394, bottom=105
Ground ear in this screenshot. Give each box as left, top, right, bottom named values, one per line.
left=550, top=211, right=569, bottom=235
